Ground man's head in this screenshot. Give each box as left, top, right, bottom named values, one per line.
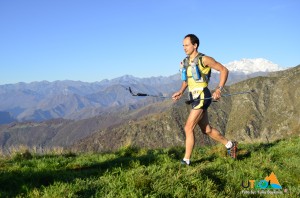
left=183, top=34, right=199, bottom=55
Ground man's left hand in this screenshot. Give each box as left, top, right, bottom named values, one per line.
left=212, top=89, right=221, bottom=100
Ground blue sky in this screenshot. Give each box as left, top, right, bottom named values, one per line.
left=0, top=0, right=299, bottom=84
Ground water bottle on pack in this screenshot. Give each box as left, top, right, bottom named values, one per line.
left=180, top=61, right=187, bottom=81
left=191, top=62, right=201, bottom=81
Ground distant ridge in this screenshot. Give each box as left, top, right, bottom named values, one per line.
left=0, top=58, right=289, bottom=123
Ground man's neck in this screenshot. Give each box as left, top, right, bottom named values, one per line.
left=189, top=51, right=199, bottom=60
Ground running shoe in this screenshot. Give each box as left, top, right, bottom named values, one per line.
left=227, top=141, right=238, bottom=159
left=181, top=159, right=191, bottom=166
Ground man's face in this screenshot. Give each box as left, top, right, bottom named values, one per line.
left=183, top=37, right=197, bottom=55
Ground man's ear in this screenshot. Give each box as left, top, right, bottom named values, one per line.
left=194, top=43, right=198, bottom=49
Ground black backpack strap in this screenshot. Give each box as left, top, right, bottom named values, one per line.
left=184, top=53, right=205, bottom=68
left=197, top=53, right=211, bottom=82
left=183, top=56, right=189, bottom=68
left=196, top=53, right=205, bottom=68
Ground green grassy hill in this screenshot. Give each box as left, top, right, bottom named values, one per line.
left=0, top=136, right=299, bottom=197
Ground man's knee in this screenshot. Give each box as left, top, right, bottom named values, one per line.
left=184, top=124, right=194, bottom=135
left=184, top=125, right=191, bottom=133
left=201, top=125, right=212, bottom=135
left=201, top=129, right=211, bottom=135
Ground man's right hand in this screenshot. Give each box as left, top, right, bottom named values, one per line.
left=173, top=81, right=187, bottom=101
left=172, top=91, right=182, bottom=101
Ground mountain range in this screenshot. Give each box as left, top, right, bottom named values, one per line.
left=0, top=58, right=297, bottom=154
left=72, top=64, right=300, bottom=152
left=1, top=64, right=298, bottom=154
left=0, top=58, right=283, bottom=123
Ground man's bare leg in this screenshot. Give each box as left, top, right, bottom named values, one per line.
left=198, top=110, right=228, bottom=145
left=183, top=109, right=205, bottom=160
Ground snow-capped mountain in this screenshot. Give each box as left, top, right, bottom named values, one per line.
left=225, top=58, right=283, bottom=74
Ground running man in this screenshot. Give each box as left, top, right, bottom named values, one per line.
left=172, top=34, right=237, bottom=165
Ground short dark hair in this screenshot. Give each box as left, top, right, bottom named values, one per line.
left=184, top=34, right=200, bottom=50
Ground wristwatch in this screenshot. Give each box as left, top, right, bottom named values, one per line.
left=217, top=86, right=223, bottom=92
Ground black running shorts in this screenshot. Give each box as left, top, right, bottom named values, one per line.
left=188, top=87, right=212, bottom=110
